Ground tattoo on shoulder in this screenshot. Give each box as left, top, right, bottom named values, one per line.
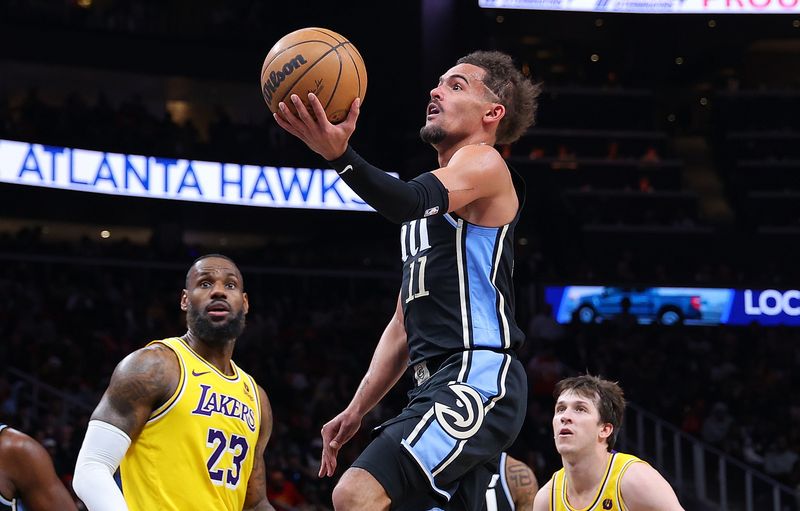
left=109, top=348, right=175, bottom=410
left=508, top=462, right=535, bottom=489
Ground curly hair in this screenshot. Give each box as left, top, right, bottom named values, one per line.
left=456, top=50, right=542, bottom=145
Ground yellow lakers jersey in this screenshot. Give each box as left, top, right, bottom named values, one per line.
left=120, top=337, right=261, bottom=511
left=549, top=452, right=646, bottom=511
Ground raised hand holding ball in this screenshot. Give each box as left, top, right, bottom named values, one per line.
left=261, top=27, right=367, bottom=124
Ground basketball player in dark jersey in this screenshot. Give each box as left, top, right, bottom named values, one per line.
left=396, top=451, right=537, bottom=511
left=0, top=424, right=78, bottom=511
left=485, top=453, right=538, bottom=511
left=274, top=50, right=541, bottom=510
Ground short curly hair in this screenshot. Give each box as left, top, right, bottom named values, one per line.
left=457, top=50, right=542, bottom=145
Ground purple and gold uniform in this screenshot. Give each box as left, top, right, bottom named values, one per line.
left=119, top=337, right=261, bottom=511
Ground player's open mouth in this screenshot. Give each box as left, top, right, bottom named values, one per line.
left=427, top=102, right=441, bottom=117
left=206, top=301, right=231, bottom=318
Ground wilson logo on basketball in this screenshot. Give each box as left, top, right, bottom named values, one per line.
left=434, top=383, right=485, bottom=440
left=262, top=54, right=308, bottom=104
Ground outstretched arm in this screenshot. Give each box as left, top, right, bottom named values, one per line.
left=275, top=94, right=450, bottom=224
left=275, top=94, right=514, bottom=224
left=243, top=385, right=276, bottom=511
left=5, top=428, right=78, bottom=511
left=620, top=462, right=685, bottom=511
left=318, top=292, right=409, bottom=477
left=73, top=345, right=179, bottom=511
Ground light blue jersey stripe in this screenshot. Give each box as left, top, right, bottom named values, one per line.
left=402, top=351, right=513, bottom=501
left=409, top=419, right=458, bottom=471
left=402, top=418, right=458, bottom=500
left=464, top=350, right=505, bottom=400
left=465, top=224, right=502, bottom=348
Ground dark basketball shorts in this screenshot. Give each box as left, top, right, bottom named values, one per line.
left=351, top=350, right=527, bottom=510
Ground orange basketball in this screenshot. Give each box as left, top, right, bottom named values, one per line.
left=260, top=27, right=367, bottom=124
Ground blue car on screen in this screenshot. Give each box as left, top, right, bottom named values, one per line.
left=574, top=287, right=702, bottom=325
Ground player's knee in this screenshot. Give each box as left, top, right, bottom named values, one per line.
left=332, top=468, right=389, bottom=511
left=331, top=481, right=356, bottom=511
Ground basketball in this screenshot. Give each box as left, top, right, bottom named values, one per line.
left=260, top=27, right=367, bottom=124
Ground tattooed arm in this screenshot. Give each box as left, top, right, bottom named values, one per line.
left=89, top=345, right=180, bottom=437
left=243, top=385, right=276, bottom=511
left=73, top=345, right=179, bottom=510
left=505, top=455, right=539, bottom=511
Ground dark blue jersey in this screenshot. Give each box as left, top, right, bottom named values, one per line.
left=400, top=167, right=526, bottom=365
left=0, top=491, right=13, bottom=510
left=486, top=452, right=515, bottom=511
left=0, top=424, right=17, bottom=511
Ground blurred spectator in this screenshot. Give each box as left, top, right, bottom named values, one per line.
left=604, top=71, right=622, bottom=90
left=528, top=146, right=545, bottom=159
left=681, top=398, right=706, bottom=436
left=527, top=303, right=564, bottom=343
left=551, top=144, right=578, bottom=170
left=701, top=401, right=734, bottom=447
left=611, top=297, right=637, bottom=332
left=638, top=175, right=654, bottom=192
left=641, top=145, right=661, bottom=163
left=741, top=428, right=765, bottom=467
left=526, top=343, right=565, bottom=400
left=267, top=469, right=308, bottom=511
left=606, top=140, right=620, bottom=160
left=763, top=436, right=798, bottom=482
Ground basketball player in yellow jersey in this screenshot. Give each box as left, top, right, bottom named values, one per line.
left=533, top=375, right=684, bottom=511
left=72, top=254, right=276, bottom=511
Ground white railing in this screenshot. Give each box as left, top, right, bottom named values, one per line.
left=7, top=366, right=94, bottom=423
left=618, top=401, right=798, bottom=511
left=8, top=360, right=798, bottom=511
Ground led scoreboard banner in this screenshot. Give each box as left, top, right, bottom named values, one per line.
left=0, top=139, right=387, bottom=212
left=545, top=286, right=800, bottom=327
left=478, top=0, right=800, bottom=14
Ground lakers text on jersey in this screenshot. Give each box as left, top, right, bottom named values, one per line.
left=119, top=338, right=261, bottom=511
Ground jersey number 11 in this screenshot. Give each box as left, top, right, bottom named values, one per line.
left=401, top=219, right=431, bottom=303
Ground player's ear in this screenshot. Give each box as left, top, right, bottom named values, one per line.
left=599, top=422, right=614, bottom=442
left=485, top=103, right=505, bottom=123
left=243, top=292, right=250, bottom=315
left=180, top=289, right=189, bottom=311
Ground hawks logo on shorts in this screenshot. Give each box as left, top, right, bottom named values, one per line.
left=434, top=383, right=485, bottom=440
left=391, top=350, right=525, bottom=503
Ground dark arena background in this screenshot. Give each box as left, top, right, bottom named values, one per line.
left=2, top=1, right=800, bottom=510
